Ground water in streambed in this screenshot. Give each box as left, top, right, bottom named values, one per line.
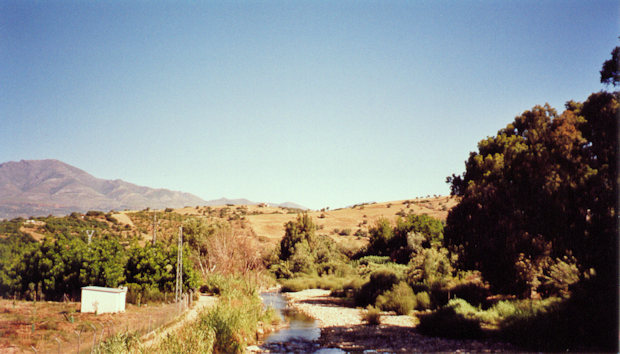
left=259, top=291, right=344, bottom=353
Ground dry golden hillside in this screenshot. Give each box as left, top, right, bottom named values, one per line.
left=173, top=196, right=458, bottom=253
left=11, top=196, right=457, bottom=255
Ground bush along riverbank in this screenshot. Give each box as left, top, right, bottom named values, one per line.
left=266, top=208, right=618, bottom=352
left=153, top=274, right=280, bottom=353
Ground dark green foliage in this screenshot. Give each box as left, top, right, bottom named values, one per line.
left=0, top=231, right=36, bottom=296
left=0, top=230, right=199, bottom=301
left=288, top=241, right=315, bottom=274
left=406, top=247, right=453, bottom=285
left=338, top=228, right=351, bottom=236
left=279, top=213, right=316, bottom=261
left=12, top=235, right=126, bottom=300
left=501, top=279, right=617, bottom=351
left=317, top=261, right=355, bottom=277
left=446, top=91, right=618, bottom=296
left=355, top=270, right=399, bottom=307
left=86, top=210, right=105, bottom=217
left=0, top=218, right=27, bottom=237
left=193, top=274, right=275, bottom=353
left=357, top=255, right=391, bottom=266
left=418, top=299, right=484, bottom=339
left=600, top=46, right=619, bottom=86
left=354, top=229, right=368, bottom=238
left=364, top=214, right=444, bottom=264
left=415, top=291, right=432, bottom=310
left=450, top=282, right=491, bottom=308
left=444, top=54, right=618, bottom=350
left=43, top=214, right=109, bottom=236
left=364, top=218, right=393, bottom=258
left=125, top=242, right=198, bottom=293
left=273, top=214, right=347, bottom=279
left=362, top=305, right=381, bottom=325
left=280, top=275, right=351, bottom=293
left=375, top=281, right=416, bottom=315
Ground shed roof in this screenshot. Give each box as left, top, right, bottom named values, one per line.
left=81, top=286, right=127, bottom=294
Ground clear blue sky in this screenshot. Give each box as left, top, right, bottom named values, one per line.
left=1, top=1, right=618, bottom=210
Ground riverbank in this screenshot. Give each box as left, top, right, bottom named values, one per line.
left=141, top=294, right=218, bottom=349
left=286, top=289, right=518, bottom=352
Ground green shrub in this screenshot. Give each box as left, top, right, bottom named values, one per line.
left=446, top=298, right=478, bottom=317
left=355, top=270, right=399, bottom=307
left=490, top=300, right=517, bottom=318
left=415, top=291, right=432, bottom=310
left=537, top=255, right=580, bottom=297
left=288, top=242, right=315, bottom=274
left=357, top=255, right=391, bottom=266
left=317, top=261, right=355, bottom=277
left=358, top=261, right=409, bottom=279
left=202, top=303, right=247, bottom=353
left=450, top=281, right=491, bottom=308
left=418, top=299, right=483, bottom=339
left=331, top=277, right=366, bottom=298
left=198, top=275, right=276, bottom=353
left=95, top=331, right=142, bottom=353
left=407, top=247, right=453, bottom=285
left=280, top=275, right=351, bottom=293
left=86, top=210, right=105, bottom=217
left=126, top=284, right=170, bottom=304
left=269, top=262, right=293, bottom=279
left=280, top=277, right=316, bottom=292
left=339, top=228, right=352, bottom=236
left=375, top=281, right=416, bottom=315
left=362, top=305, right=381, bottom=325
left=201, top=273, right=230, bottom=295
left=279, top=213, right=316, bottom=261
left=499, top=297, right=567, bottom=350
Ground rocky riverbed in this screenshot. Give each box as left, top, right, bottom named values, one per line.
left=285, top=289, right=519, bottom=352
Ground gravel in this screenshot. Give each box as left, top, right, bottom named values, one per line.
left=285, top=289, right=519, bottom=352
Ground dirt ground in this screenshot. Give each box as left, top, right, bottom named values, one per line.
left=141, top=294, right=217, bottom=349
left=0, top=298, right=187, bottom=353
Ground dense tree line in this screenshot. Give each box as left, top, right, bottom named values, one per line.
left=0, top=232, right=198, bottom=301
left=364, top=213, right=445, bottom=263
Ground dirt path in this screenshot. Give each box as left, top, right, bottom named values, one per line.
left=141, top=294, right=217, bottom=349
left=285, top=289, right=517, bottom=352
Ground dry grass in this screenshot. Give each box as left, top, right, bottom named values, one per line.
left=245, top=196, right=457, bottom=251
left=169, top=196, right=457, bottom=253
left=0, top=298, right=184, bottom=353
left=69, top=196, right=457, bottom=255
left=110, top=212, right=135, bottom=227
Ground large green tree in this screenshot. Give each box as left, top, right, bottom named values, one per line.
left=446, top=52, right=618, bottom=296
left=279, top=213, right=316, bottom=261
left=600, top=45, right=619, bottom=86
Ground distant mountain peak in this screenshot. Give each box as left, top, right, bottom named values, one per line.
left=0, top=159, right=206, bottom=219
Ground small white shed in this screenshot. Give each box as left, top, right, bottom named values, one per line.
left=81, top=286, right=127, bottom=314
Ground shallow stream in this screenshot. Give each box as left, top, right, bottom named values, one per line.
left=259, top=291, right=344, bottom=353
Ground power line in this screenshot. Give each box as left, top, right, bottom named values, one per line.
left=175, top=226, right=183, bottom=303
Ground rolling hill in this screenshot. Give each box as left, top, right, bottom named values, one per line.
left=0, top=159, right=207, bottom=219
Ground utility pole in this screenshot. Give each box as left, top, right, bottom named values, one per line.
left=86, top=230, right=94, bottom=244
left=175, top=226, right=183, bottom=303
left=152, top=212, right=157, bottom=245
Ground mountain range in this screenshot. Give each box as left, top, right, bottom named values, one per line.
left=0, top=159, right=306, bottom=219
